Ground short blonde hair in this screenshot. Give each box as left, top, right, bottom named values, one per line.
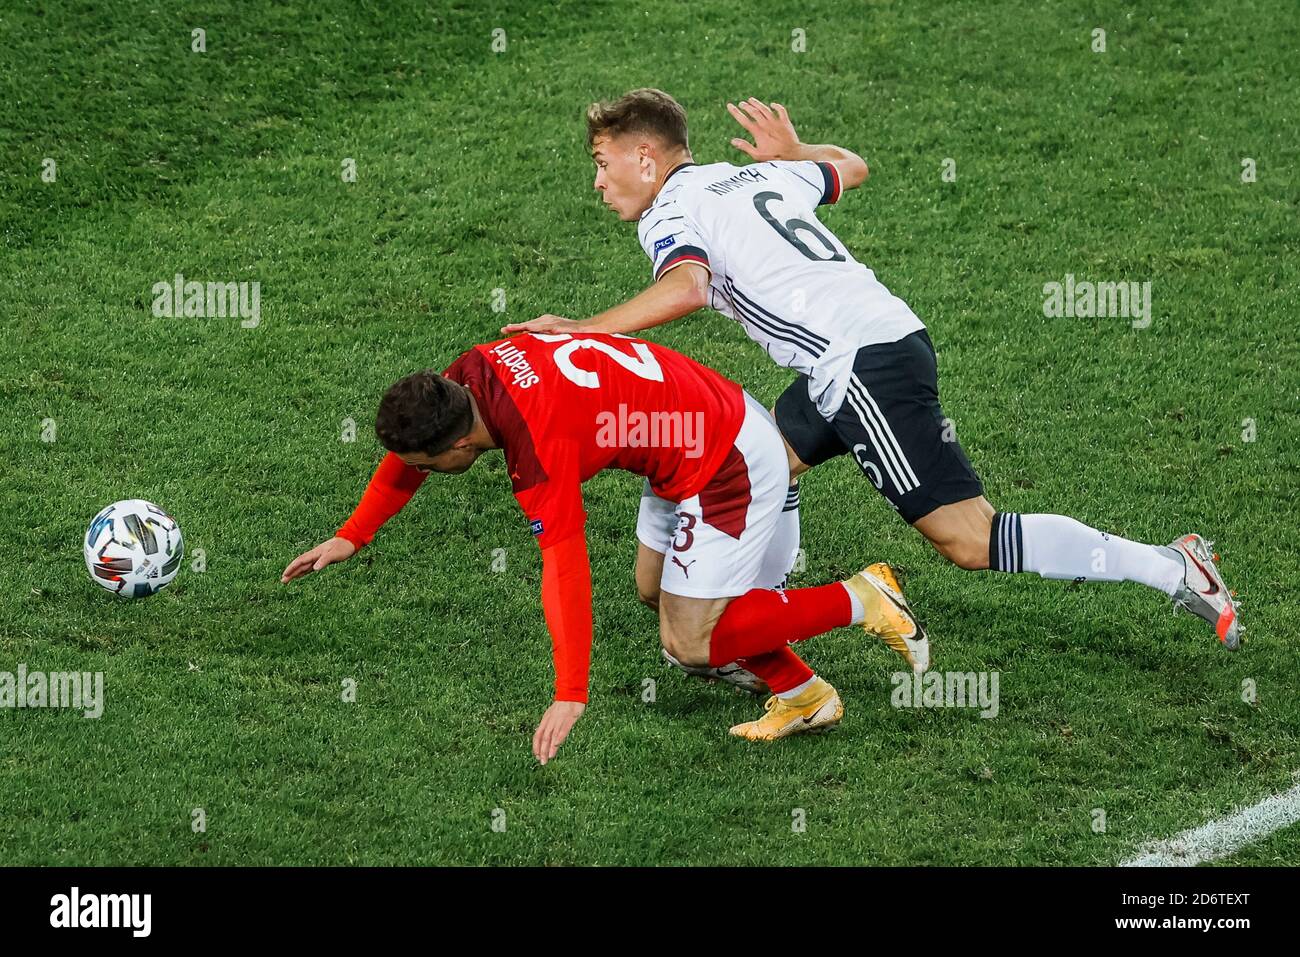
left=585, top=88, right=689, bottom=152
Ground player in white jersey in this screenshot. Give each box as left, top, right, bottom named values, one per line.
left=637, top=157, right=925, bottom=423
left=504, top=89, right=1241, bottom=656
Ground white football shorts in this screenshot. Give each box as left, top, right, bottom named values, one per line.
left=636, top=391, right=793, bottom=599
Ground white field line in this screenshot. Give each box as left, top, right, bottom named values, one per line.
left=1121, top=778, right=1300, bottom=866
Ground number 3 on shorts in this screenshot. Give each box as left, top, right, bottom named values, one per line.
left=672, top=511, right=696, bottom=552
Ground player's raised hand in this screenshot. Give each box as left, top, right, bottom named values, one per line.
left=727, top=98, right=801, bottom=162
left=280, top=536, right=357, bottom=583
left=500, top=314, right=578, bottom=335
left=532, top=699, right=585, bottom=764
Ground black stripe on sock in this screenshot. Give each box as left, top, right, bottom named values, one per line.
left=989, top=512, right=1020, bottom=573
left=989, top=512, right=1002, bottom=571
left=783, top=483, right=800, bottom=512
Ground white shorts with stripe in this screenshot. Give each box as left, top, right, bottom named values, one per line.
left=636, top=392, right=791, bottom=599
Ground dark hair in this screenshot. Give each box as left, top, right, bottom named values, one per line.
left=586, top=88, right=689, bottom=153
left=374, top=370, right=474, bottom=456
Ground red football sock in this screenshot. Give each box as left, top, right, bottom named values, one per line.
left=737, top=646, right=815, bottom=695
left=708, top=583, right=852, bottom=666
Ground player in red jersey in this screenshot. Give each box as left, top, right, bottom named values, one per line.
left=281, top=332, right=926, bottom=763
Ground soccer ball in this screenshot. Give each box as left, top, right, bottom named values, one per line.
left=83, top=499, right=184, bottom=598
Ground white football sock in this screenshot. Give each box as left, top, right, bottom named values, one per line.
left=776, top=675, right=818, bottom=700
left=991, top=512, right=1184, bottom=596
left=841, top=580, right=866, bottom=624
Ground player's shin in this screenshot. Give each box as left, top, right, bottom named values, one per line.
left=989, top=512, right=1183, bottom=595
left=736, top=646, right=814, bottom=696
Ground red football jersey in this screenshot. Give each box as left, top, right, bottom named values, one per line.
left=443, top=332, right=746, bottom=549
left=334, top=332, right=747, bottom=704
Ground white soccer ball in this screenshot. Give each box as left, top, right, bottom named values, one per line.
left=83, top=499, right=184, bottom=598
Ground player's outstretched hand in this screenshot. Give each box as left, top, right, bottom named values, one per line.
left=727, top=97, right=800, bottom=162
left=532, top=700, right=586, bottom=765
left=500, top=314, right=577, bottom=335
left=280, top=536, right=357, bottom=583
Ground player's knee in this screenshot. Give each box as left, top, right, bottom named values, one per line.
left=659, top=624, right=709, bottom=668
left=637, top=582, right=660, bottom=612
left=935, top=534, right=989, bottom=571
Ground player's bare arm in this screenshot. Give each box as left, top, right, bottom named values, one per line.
left=507, top=96, right=863, bottom=341
left=727, top=97, right=868, bottom=190
left=502, top=261, right=709, bottom=336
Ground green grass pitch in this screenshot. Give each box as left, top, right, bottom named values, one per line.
left=2, top=0, right=1297, bottom=865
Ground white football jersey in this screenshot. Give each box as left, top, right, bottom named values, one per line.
left=637, top=160, right=924, bottom=419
